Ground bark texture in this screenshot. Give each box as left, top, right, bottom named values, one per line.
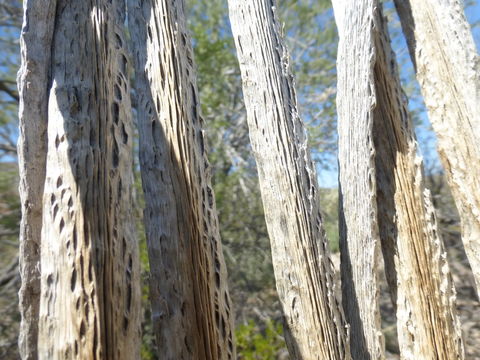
left=394, top=0, right=480, bottom=296
left=17, top=1, right=57, bottom=358
left=36, top=1, right=141, bottom=358
left=228, top=1, right=350, bottom=359
left=335, top=1, right=465, bottom=358
left=333, top=1, right=384, bottom=358
left=373, top=7, right=464, bottom=359
left=128, top=1, right=235, bottom=359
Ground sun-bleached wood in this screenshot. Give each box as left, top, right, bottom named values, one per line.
left=36, top=1, right=141, bottom=358
left=372, top=6, right=464, bottom=359
left=394, top=0, right=480, bottom=297
left=228, top=1, right=350, bottom=359
left=128, top=1, right=235, bottom=359
left=17, top=1, right=57, bottom=358
left=334, top=1, right=465, bottom=358
left=333, top=1, right=384, bottom=358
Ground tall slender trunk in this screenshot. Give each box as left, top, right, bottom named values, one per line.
left=334, top=0, right=465, bottom=358
left=333, top=1, right=384, bottom=357
left=372, top=6, right=464, bottom=359
left=228, top=1, right=350, bottom=359
left=34, top=1, right=141, bottom=358
left=17, top=1, right=57, bottom=358
left=128, top=1, right=235, bottom=359
left=394, top=0, right=480, bottom=297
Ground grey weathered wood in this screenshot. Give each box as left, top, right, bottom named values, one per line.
left=373, top=6, right=464, bottom=359
left=394, top=0, right=480, bottom=297
left=333, top=1, right=384, bottom=358
left=35, top=1, right=141, bottom=358
left=17, top=1, right=57, bottom=358
left=334, top=0, right=465, bottom=358
left=228, top=1, right=351, bottom=359
left=128, top=1, right=235, bottom=359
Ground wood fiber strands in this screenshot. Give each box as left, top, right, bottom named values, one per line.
left=394, top=0, right=480, bottom=297
left=33, top=1, right=141, bottom=358
left=128, top=0, right=235, bottom=359
left=229, top=1, right=351, bottom=359
left=333, top=1, right=384, bottom=358
left=18, top=0, right=57, bottom=358
left=334, top=0, right=464, bottom=359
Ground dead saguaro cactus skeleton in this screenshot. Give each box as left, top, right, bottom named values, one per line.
left=19, top=0, right=142, bottom=358
left=334, top=0, right=464, bottom=358
left=17, top=0, right=56, bottom=358
left=228, top=0, right=351, bottom=359
left=394, top=0, right=480, bottom=298
left=128, top=0, right=235, bottom=359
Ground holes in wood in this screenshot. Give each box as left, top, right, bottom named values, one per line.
left=73, top=225, right=78, bottom=250
left=53, top=204, right=59, bottom=219
left=88, top=257, right=93, bottom=283
left=121, top=123, right=128, bottom=144
left=114, top=33, right=123, bottom=48
left=122, top=237, right=127, bottom=259
left=147, top=25, right=152, bottom=41
left=119, top=54, right=127, bottom=75
left=114, top=84, right=122, bottom=101
left=79, top=320, right=86, bottom=339
left=70, top=268, right=77, bottom=292
left=112, top=102, right=120, bottom=125
left=112, top=140, right=119, bottom=168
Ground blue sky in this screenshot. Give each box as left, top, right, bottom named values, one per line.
left=467, top=1, right=480, bottom=48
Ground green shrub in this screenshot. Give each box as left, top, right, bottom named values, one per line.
left=236, top=320, right=286, bottom=359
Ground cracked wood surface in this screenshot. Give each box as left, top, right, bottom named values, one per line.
left=17, top=1, right=57, bottom=358
left=394, top=0, right=480, bottom=297
left=128, top=1, right=235, bottom=359
left=229, top=1, right=350, bottom=359
left=334, top=1, right=464, bottom=359
left=30, top=1, right=142, bottom=358
left=373, top=6, right=464, bottom=359
left=333, top=1, right=384, bottom=358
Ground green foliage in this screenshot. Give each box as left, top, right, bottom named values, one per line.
left=236, top=320, right=286, bottom=360
left=0, top=163, right=20, bottom=232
